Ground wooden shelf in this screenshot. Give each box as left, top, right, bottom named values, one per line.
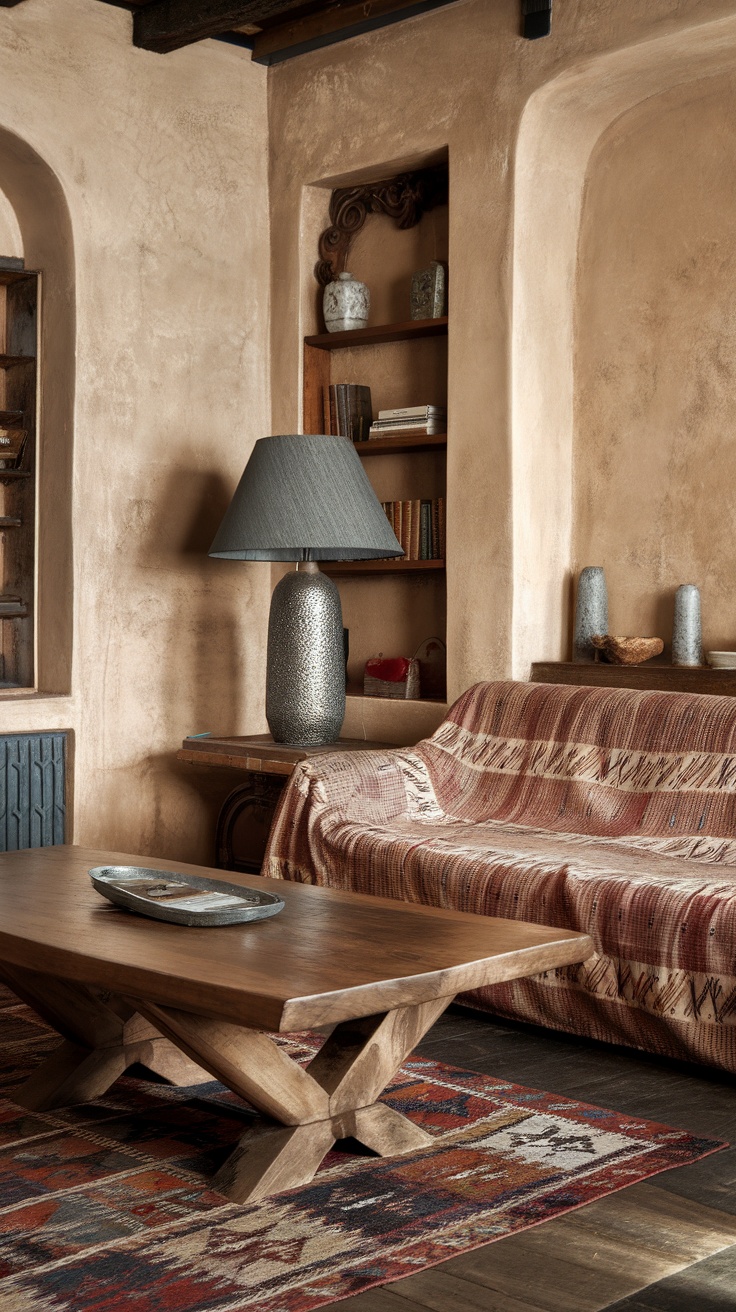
left=346, top=683, right=446, bottom=703
left=0, top=355, right=34, bottom=370
left=0, top=608, right=28, bottom=620
left=354, top=433, right=446, bottom=456
left=305, top=317, right=448, bottom=350
left=0, top=517, right=21, bottom=528
left=0, top=269, right=34, bottom=287
left=531, top=661, right=736, bottom=697
left=324, top=558, right=445, bottom=575
left=0, top=469, right=30, bottom=484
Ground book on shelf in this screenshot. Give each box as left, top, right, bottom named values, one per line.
left=380, top=499, right=445, bottom=560
left=368, top=423, right=445, bottom=440
left=327, top=384, right=372, bottom=443
left=377, top=405, right=444, bottom=420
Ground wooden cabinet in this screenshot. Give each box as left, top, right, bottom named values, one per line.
left=302, top=316, right=447, bottom=703
left=0, top=265, right=38, bottom=690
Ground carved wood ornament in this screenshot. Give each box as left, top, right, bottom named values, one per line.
left=316, top=167, right=448, bottom=287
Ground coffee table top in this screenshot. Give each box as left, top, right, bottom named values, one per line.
left=0, top=846, right=593, bottom=1031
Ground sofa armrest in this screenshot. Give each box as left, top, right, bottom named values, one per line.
left=263, top=748, right=415, bottom=885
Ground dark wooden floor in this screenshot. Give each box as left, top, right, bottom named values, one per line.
left=329, top=1007, right=736, bottom=1312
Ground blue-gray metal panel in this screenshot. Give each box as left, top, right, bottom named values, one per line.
left=0, top=733, right=66, bottom=851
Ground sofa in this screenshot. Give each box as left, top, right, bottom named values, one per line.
left=263, top=680, right=736, bottom=1074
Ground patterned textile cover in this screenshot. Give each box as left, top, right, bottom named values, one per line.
left=264, top=680, right=736, bottom=1073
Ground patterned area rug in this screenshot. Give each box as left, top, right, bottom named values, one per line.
left=0, top=985, right=725, bottom=1312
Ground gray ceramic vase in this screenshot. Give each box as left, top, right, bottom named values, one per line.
left=573, top=566, right=609, bottom=662
left=323, top=272, right=369, bottom=332
left=672, top=584, right=703, bottom=667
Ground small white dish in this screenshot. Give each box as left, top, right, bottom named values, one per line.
left=706, top=651, right=736, bottom=668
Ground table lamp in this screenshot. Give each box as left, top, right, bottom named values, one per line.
left=209, top=434, right=403, bottom=746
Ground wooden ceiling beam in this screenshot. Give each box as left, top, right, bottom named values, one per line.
left=251, top=0, right=459, bottom=64
left=133, top=0, right=304, bottom=52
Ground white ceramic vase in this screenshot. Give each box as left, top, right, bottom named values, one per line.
left=323, top=272, right=369, bottom=332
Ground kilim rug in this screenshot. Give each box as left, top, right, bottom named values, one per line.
left=0, top=984, right=725, bottom=1312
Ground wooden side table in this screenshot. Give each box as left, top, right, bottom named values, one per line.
left=177, top=734, right=395, bottom=874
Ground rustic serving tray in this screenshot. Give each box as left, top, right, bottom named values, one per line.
left=89, top=865, right=285, bottom=927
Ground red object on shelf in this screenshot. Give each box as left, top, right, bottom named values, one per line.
left=365, top=657, right=411, bottom=682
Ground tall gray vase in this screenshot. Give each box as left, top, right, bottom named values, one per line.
left=573, top=566, right=608, bottom=662
left=672, top=584, right=703, bottom=667
left=266, top=564, right=346, bottom=746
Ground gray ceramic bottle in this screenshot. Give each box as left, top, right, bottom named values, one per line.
left=573, top=566, right=608, bottom=662
left=672, top=584, right=703, bottom=667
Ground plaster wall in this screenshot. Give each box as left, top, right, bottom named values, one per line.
left=268, top=0, right=736, bottom=730
left=0, top=0, right=271, bottom=862
left=574, top=75, right=736, bottom=655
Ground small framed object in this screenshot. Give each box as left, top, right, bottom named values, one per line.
left=89, top=865, right=285, bottom=927
left=410, top=261, right=446, bottom=320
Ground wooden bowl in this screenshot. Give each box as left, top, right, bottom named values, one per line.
left=591, top=635, right=664, bottom=666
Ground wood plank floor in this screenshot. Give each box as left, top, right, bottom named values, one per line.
left=327, top=1007, right=736, bottom=1312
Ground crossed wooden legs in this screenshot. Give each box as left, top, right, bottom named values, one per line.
left=137, top=995, right=451, bottom=1202
left=4, top=962, right=452, bottom=1204
left=0, top=963, right=210, bottom=1110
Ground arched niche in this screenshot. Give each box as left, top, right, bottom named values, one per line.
left=511, top=13, right=736, bottom=677
left=0, top=128, right=75, bottom=693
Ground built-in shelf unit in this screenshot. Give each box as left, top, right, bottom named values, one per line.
left=303, top=315, right=448, bottom=702
left=0, top=264, right=38, bottom=689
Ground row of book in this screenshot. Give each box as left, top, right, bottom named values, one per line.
left=381, top=498, right=445, bottom=561
left=369, top=404, right=446, bottom=440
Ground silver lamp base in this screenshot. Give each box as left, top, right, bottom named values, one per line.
left=266, top=563, right=346, bottom=746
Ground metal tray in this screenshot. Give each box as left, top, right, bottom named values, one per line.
left=89, top=865, right=285, bottom=927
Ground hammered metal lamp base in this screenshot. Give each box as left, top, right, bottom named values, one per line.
left=265, top=564, right=346, bottom=746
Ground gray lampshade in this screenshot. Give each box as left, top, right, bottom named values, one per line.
left=209, top=434, right=403, bottom=562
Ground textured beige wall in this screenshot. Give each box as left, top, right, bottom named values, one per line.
left=574, top=74, right=736, bottom=655
left=0, top=0, right=270, bottom=862
left=269, top=0, right=736, bottom=724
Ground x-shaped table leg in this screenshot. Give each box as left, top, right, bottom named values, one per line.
left=136, top=995, right=452, bottom=1203
left=1, top=963, right=210, bottom=1110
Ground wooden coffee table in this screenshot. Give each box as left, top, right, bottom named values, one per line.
left=0, top=845, right=593, bottom=1203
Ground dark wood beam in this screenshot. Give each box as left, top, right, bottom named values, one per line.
left=521, top=0, right=551, bottom=39
left=251, top=0, right=459, bottom=64
left=133, top=0, right=304, bottom=52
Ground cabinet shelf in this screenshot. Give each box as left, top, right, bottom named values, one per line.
left=354, top=433, right=446, bottom=456
left=305, top=317, right=448, bottom=350
left=0, top=355, right=34, bottom=370
left=346, top=682, right=446, bottom=703
left=324, top=559, right=445, bottom=575
left=0, top=469, right=30, bottom=484
left=0, top=516, right=21, bottom=528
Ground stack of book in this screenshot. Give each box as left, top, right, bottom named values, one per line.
left=381, top=498, right=445, bottom=560
left=369, top=405, right=446, bottom=440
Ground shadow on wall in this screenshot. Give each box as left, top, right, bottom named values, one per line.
left=143, top=462, right=248, bottom=740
